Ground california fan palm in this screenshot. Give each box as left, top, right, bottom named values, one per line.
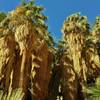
left=1, top=0, right=100, bottom=100
left=61, top=13, right=90, bottom=100
left=0, top=1, right=54, bottom=100
left=83, top=16, right=100, bottom=100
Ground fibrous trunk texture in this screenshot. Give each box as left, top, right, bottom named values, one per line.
left=0, top=35, right=15, bottom=93
left=32, top=41, right=51, bottom=100
left=62, top=33, right=87, bottom=100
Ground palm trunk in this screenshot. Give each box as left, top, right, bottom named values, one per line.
left=19, top=49, right=31, bottom=99
left=0, top=36, right=15, bottom=93
left=32, top=42, right=51, bottom=100
left=61, top=33, right=86, bottom=100
left=61, top=57, right=78, bottom=100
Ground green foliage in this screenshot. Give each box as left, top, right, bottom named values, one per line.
left=44, top=32, right=55, bottom=46
left=0, top=0, right=51, bottom=41
left=62, top=13, right=90, bottom=35
left=1, top=1, right=100, bottom=100
left=0, top=89, right=24, bottom=100
left=21, top=0, right=26, bottom=5
left=83, top=85, right=100, bottom=100
left=92, top=16, right=100, bottom=35
left=23, top=0, right=47, bottom=25
left=0, top=12, right=6, bottom=22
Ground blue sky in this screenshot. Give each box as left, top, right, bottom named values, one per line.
left=0, top=0, right=100, bottom=41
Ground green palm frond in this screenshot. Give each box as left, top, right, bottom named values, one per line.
left=92, top=16, right=100, bottom=35
left=83, top=85, right=100, bottom=100
left=83, top=77, right=100, bottom=100
left=61, top=13, right=90, bottom=35
left=0, top=12, right=6, bottom=22
left=0, top=89, right=24, bottom=100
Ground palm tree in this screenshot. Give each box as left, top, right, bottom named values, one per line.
left=0, top=1, right=54, bottom=100
left=82, top=16, right=100, bottom=100
left=61, top=13, right=90, bottom=100
left=83, top=80, right=100, bottom=100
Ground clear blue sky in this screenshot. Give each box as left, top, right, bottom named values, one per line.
left=0, top=0, right=100, bottom=41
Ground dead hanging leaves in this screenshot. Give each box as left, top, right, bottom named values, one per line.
left=0, top=1, right=53, bottom=100
left=31, top=41, right=52, bottom=100
left=0, top=34, right=15, bottom=95
left=1, top=1, right=100, bottom=100
left=60, top=13, right=100, bottom=100
left=15, top=22, right=36, bottom=54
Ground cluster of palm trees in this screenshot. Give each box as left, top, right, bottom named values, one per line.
left=0, top=1, right=100, bottom=100
left=59, top=13, right=100, bottom=100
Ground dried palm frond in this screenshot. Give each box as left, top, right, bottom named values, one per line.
left=0, top=1, right=54, bottom=100
left=15, top=22, right=35, bottom=54
left=0, top=88, right=24, bottom=100
left=60, top=13, right=90, bottom=100
left=61, top=13, right=89, bottom=76
left=31, top=41, right=51, bottom=100
left=61, top=13, right=89, bottom=35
